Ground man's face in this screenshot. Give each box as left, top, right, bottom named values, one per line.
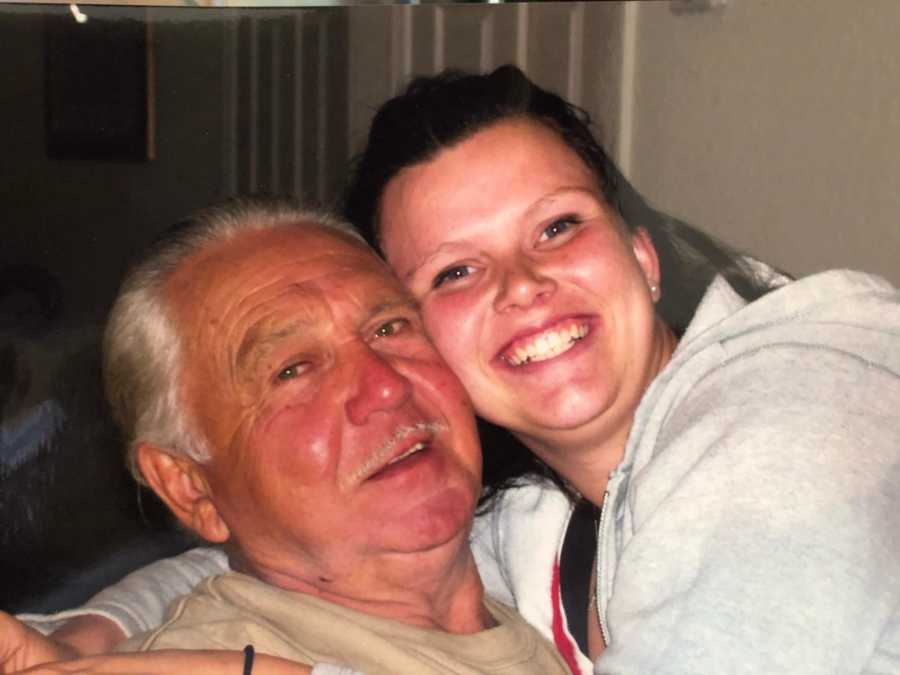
left=166, top=224, right=482, bottom=582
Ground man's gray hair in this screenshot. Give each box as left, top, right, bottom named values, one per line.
left=103, top=196, right=366, bottom=483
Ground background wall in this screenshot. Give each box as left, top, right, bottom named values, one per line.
left=345, top=2, right=624, bottom=156
left=626, top=0, right=900, bottom=284
left=1, top=6, right=233, bottom=323
left=7, top=0, right=893, bottom=322
left=0, top=5, right=347, bottom=324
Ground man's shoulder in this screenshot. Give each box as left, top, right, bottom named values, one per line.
left=122, top=572, right=322, bottom=663
left=123, top=571, right=244, bottom=650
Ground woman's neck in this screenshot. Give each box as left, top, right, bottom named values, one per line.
left=521, top=426, right=629, bottom=506
left=520, top=318, right=679, bottom=507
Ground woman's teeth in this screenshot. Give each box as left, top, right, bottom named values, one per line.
left=507, top=324, right=588, bottom=366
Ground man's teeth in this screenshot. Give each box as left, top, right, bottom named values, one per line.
left=507, top=324, right=588, bottom=366
left=385, top=441, right=427, bottom=466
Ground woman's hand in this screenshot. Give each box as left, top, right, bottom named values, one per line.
left=13, top=650, right=313, bottom=675
left=0, top=612, right=77, bottom=674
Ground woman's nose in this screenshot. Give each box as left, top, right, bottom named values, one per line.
left=344, top=346, right=413, bottom=426
left=492, top=259, right=557, bottom=313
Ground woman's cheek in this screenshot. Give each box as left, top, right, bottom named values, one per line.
left=422, top=294, right=479, bottom=371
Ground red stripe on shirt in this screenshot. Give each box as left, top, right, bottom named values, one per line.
left=551, top=559, right=582, bottom=675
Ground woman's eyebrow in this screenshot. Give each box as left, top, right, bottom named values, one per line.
left=524, top=186, right=598, bottom=217
left=399, top=241, right=471, bottom=284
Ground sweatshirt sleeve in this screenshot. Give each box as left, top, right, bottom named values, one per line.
left=596, top=344, right=900, bottom=674
left=20, top=547, right=228, bottom=638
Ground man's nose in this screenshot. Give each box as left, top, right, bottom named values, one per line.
left=344, top=346, right=413, bottom=426
left=492, top=258, right=556, bottom=313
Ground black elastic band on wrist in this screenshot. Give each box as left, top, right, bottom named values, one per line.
left=243, top=644, right=255, bottom=675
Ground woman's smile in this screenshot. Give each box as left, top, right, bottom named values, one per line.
left=497, top=317, right=592, bottom=367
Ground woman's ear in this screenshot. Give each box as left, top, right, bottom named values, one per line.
left=631, top=227, right=662, bottom=298
left=136, top=443, right=230, bottom=544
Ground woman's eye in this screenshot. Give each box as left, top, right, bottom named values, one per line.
left=539, top=216, right=580, bottom=242
left=276, top=362, right=307, bottom=382
left=432, top=265, right=472, bottom=289
left=374, top=318, right=409, bottom=338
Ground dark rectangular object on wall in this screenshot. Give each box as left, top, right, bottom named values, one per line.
left=45, top=9, right=154, bottom=161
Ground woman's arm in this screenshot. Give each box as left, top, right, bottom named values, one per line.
left=19, top=546, right=227, bottom=657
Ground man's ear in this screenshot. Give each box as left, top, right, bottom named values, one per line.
left=136, top=443, right=230, bottom=544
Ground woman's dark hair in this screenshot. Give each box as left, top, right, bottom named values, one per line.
left=344, top=65, right=786, bottom=507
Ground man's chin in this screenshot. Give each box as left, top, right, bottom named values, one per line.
left=374, top=485, right=477, bottom=555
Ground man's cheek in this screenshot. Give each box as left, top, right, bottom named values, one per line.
left=253, top=407, right=331, bottom=478
left=426, top=366, right=473, bottom=411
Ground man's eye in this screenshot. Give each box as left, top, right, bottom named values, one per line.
left=276, top=362, right=307, bottom=382
left=432, top=265, right=472, bottom=289
left=374, top=318, right=409, bottom=338
left=539, top=216, right=580, bottom=242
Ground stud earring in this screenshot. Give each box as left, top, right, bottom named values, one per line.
left=649, top=283, right=659, bottom=295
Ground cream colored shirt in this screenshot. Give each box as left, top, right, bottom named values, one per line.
left=122, top=571, right=571, bottom=675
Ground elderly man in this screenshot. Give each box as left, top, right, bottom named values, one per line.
left=1, top=198, right=570, bottom=675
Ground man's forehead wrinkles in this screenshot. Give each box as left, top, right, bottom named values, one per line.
left=236, top=290, right=330, bottom=360
left=367, top=296, right=417, bottom=318
left=272, top=249, right=373, bottom=276
left=236, top=319, right=309, bottom=373
left=222, top=280, right=325, bottom=375
left=217, top=273, right=318, bottom=328
left=193, top=237, right=406, bottom=371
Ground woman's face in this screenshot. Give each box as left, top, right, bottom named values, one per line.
left=379, top=118, right=672, bottom=454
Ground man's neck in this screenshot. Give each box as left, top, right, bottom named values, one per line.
left=231, top=538, right=495, bottom=635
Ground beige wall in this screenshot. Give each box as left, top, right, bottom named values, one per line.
left=346, top=2, right=625, bottom=157
left=627, top=0, right=900, bottom=284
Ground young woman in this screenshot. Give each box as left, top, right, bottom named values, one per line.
left=343, top=65, right=900, bottom=673
left=15, top=66, right=900, bottom=674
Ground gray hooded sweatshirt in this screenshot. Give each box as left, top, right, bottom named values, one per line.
left=592, top=269, right=900, bottom=673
